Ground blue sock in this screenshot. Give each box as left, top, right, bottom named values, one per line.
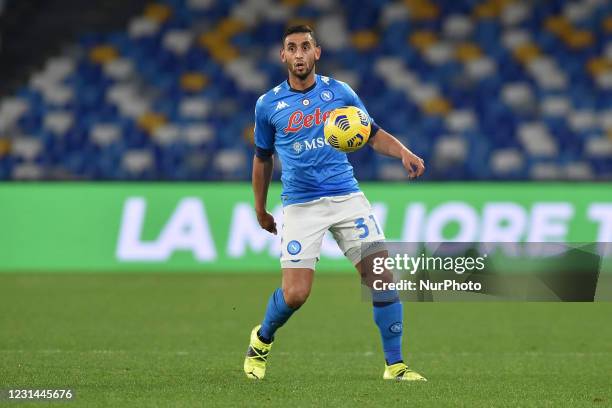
left=373, top=295, right=404, bottom=365
left=259, top=288, right=297, bottom=342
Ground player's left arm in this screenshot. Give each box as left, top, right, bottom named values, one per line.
left=340, top=81, right=425, bottom=179
left=368, top=129, right=425, bottom=179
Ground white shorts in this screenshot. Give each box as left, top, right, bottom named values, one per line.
left=280, top=192, right=385, bottom=269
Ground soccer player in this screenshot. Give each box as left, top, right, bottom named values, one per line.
left=244, top=25, right=426, bottom=381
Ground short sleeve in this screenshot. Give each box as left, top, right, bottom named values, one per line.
left=338, top=81, right=380, bottom=137
left=254, top=96, right=275, bottom=157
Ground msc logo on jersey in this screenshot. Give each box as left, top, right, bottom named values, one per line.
left=292, top=137, right=330, bottom=154
left=287, top=240, right=302, bottom=255
left=320, top=90, right=334, bottom=102
left=292, top=141, right=303, bottom=153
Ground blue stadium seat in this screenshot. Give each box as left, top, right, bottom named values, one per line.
left=0, top=0, right=610, bottom=180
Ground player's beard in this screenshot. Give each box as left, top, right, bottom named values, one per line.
left=289, top=60, right=314, bottom=81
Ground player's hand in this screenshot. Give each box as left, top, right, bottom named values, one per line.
left=256, top=210, right=277, bottom=235
left=401, top=150, right=425, bottom=179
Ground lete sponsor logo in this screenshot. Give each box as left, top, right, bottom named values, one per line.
left=284, top=107, right=332, bottom=133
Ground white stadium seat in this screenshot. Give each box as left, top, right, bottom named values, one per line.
left=446, top=110, right=477, bottom=132
left=90, top=123, right=121, bottom=146
left=585, top=137, right=612, bottom=157
left=569, top=110, right=598, bottom=132
left=434, top=136, right=467, bottom=167
left=179, top=98, right=211, bottom=119
left=530, top=162, right=563, bottom=180
left=541, top=96, right=571, bottom=117
left=502, top=82, right=535, bottom=111
left=424, top=42, right=454, bottom=66
left=490, top=148, right=524, bottom=174
left=153, top=125, right=181, bottom=146
left=518, top=122, right=558, bottom=157
left=466, top=57, right=496, bottom=80
left=11, top=137, right=43, bottom=160
left=316, top=15, right=349, bottom=51
left=183, top=124, right=214, bottom=145
left=214, top=149, right=246, bottom=174
left=380, top=2, right=409, bottom=26
left=502, top=29, right=531, bottom=49
left=103, top=58, right=134, bottom=81
left=501, top=2, right=530, bottom=26
left=44, top=111, right=74, bottom=136
left=12, top=163, right=44, bottom=180
left=565, top=161, right=594, bottom=180
left=128, top=16, right=159, bottom=38
left=443, top=15, right=473, bottom=39
left=378, top=163, right=408, bottom=181
left=163, top=30, right=193, bottom=55
left=122, top=149, right=154, bottom=174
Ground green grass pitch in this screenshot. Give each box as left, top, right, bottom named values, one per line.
left=0, top=273, right=610, bottom=407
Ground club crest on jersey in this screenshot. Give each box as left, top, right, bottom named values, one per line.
left=320, top=90, right=334, bottom=102
left=284, top=108, right=332, bottom=133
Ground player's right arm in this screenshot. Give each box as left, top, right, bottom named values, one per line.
left=253, top=155, right=277, bottom=234
left=252, top=96, right=277, bottom=235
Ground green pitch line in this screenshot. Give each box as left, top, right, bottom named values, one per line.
left=0, top=274, right=610, bottom=407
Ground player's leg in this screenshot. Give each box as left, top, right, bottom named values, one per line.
left=330, top=193, right=426, bottom=381
left=259, top=266, right=314, bottom=341
left=244, top=266, right=314, bottom=380
left=355, top=251, right=424, bottom=380
left=244, top=200, right=328, bottom=380
left=355, top=248, right=404, bottom=365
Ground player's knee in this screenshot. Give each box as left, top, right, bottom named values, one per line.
left=283, top=286, right=310, bottom=308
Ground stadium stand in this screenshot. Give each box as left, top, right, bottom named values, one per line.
left=0, top=0, right=611, bottom=181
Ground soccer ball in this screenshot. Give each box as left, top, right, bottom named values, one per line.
left=323, top=106, right=371, bottom=153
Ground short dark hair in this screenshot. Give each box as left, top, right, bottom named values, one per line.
left=283, top=25, right=317, bottom=46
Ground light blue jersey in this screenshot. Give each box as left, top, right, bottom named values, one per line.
left=254, top=74, right=379, bottom=206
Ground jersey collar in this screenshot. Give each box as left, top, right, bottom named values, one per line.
left=286, top=75, right=318, bottom=93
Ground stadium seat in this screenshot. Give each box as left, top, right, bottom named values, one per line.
left=11, top=137, right=43, bottom=161
left=122, top=149, right=155, bottom=176
left=565, top=161, right=594, bottom=180
left=586, top=137, right=612, bottom=157
left=0, top=0, right=609, bottom=180
left=44, top=111, right=74, bottom=136
left=490, top=148, right=525, bottom=178
left=214, top=148, right=247, bottom=179
left=433, top=135, right=467, bottom=168
left=530, top=162, right=563, bottom=180
left=12, top=163, right=44, bottom=180
left=183, top=123, right=214, bottom=145
left=103, top=58, right=135, bottom=81
left=518, top=123, right=558, bottom=157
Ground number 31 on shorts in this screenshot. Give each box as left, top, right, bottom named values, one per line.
left=354, top=215, right=381, bottom=239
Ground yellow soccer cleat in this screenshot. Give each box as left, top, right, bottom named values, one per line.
left=243, top=325, right=273, bottom=380
left=383, top=362, right=427, bottom=381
